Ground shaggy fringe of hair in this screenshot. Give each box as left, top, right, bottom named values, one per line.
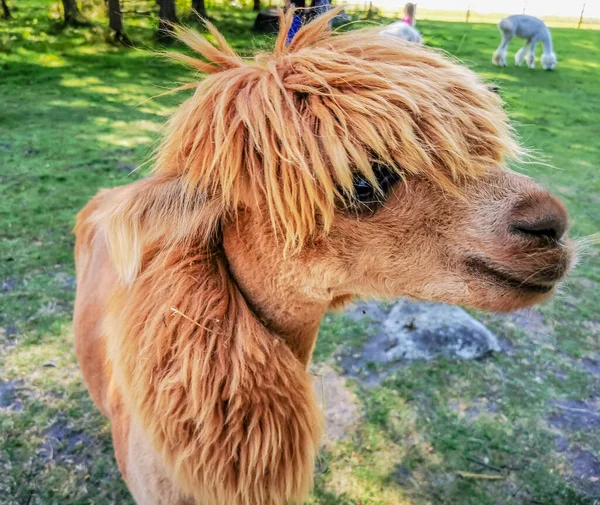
left=155, top=8, right=519, bottom=252
left=95, top=9, right=523, bottom=505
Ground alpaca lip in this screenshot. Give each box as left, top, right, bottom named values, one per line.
left=466, top=257, right=555, bottom=294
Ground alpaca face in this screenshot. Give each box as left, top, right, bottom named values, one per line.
left=158, top=14, right=572, bottom=314
left=541, top=52, right=557, bottom=70
left=296, top=166, right=573, bottom=313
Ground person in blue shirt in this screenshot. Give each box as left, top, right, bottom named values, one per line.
left=286, top=7, right=303, bottom=44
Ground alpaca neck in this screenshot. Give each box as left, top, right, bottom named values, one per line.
left=541, top=31, right=553, bottom=54
left=222, top=218, right=329, bottom=367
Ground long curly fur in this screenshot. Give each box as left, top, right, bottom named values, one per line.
left=105, top=239, right=321, bottom=505
left=95, top=8, right=521, bottom=505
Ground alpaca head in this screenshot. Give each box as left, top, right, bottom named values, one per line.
left=153, top=9, right=573, bottom=314
left=541, top=51, right=557, bottom=70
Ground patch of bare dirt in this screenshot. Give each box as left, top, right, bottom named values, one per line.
left=390, top=464, right=414, bottom=487
left=38, top=417, right=97, bottom=466
left=549, top=400, right=600, bottom=497
left=548, top=399, right=600, bottom=431
left=311, top=363, right=361, bottom=445
left=0, top=380, right=24, bottom=412
left=581, top=356, right=600, bottom=377
left=0, top=326, right=18, bottom=354
left=1, top=278, right=17, bottom=293
left=555, top=435, right=600, bottom=497
left=568, top=449, right=600, bottom=496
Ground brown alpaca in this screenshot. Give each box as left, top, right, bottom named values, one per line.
left=73, top=9, right=574, bottom=505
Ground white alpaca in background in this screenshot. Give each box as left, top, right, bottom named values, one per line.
left=380, top=2, right=422, bottom=45
left=493, top=14, right=557, bottom=70
left=380, top=21, right=422, bottom=44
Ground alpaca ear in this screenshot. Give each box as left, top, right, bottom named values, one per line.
left=87, top=181, right=150, bottom=285
left=102, top=197, right=147, bottom=285
left=95, top=175, right=221, bottom=285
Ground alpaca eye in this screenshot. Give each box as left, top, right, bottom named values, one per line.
left=339, top=163, right=402, bottom=213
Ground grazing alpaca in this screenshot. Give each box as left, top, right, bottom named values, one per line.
left=379, top=20, right=422, bottom=44
left=73, top=8, right=573, bottom=505
left=380, top=2, right=422, bottom=44
left=493, top=14, right=557, bottom=70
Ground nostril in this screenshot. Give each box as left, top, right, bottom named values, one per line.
left=509, top=190, right=569, bottom=244
left=511, top=215, right=566, bottom=243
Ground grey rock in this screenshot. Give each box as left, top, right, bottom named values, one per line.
left=377, top=299, right=500, bottom=362
left=339, top=299, right=500, bottom=386
left=343, top=300, right=391, bottom=323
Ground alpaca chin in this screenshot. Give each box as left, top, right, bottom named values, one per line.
left=541, top=52, right=557, bottom=70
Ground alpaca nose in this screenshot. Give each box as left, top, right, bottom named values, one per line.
left=509, top=193, right=568, bottom=244
left=512, top=216, right=565, bottom=241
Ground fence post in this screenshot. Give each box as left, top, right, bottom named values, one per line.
left=466, top=5, right=470, bottom=23
left=578, top=3, right=585, bottom=29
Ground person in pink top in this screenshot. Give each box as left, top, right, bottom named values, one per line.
left=401, top=2, right=416, bottom=26
left=379, top=1, right=421, bottom=44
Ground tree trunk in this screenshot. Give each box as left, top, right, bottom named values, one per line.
left=107, top=0, right=131, bottom=44
left=108, top=0, right=123, bottom=34
left=61, top=0, right=88, bottom=25
left=1, top=0, right=10, bottom=19
left=191, top=0, right=206, bottom=18
left=157, top=0, right=177, bottom=40
left=253, top=0, right=260, bottom=12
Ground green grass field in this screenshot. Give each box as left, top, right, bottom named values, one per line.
left=1, top=2, right=599, bottom=504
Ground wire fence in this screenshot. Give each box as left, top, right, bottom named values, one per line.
left=348, top=1, right=598, bottom=29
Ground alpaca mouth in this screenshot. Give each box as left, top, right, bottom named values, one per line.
left=466, top=257, right=556, bottom=294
